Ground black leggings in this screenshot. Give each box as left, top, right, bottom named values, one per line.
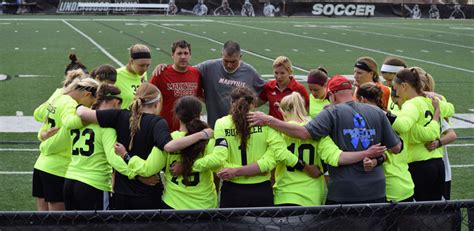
left=409, top=158, right=445, bottom=201
left=220, top=181, right=273, bottom=208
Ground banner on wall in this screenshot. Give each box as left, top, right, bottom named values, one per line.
left=170, top=0, right=473, bottom=18
left=2, top=0, right=472, bottom=18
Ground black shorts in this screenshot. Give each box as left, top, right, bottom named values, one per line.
left=111, top=193, right=163, bottom=210
left=32, top=168, right=65, bottom=202
left=220, top=181, right=273, bottom=208
left=63, top=179, right=109, bottom=210
left=409, top=158, right=445, bottom=201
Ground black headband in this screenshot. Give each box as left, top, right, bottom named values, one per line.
left=355, top=61, right=372, bottom=72
left=131, top=52, right=151, bottom=60
left=76, top=86, right=97, bottom=97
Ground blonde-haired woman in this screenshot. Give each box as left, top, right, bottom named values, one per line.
left=259, top=56, right=309, bottom=120
left=116, top=44, right=152, bottom=109
left=34, top=69, right=89, bottom=140
left=272, top=92, right=331, bottom=206
left=76, top=82, right=211, bottom=209
left=33, top=78, right=99, bottom=211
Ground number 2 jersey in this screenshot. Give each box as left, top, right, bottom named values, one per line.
left=392, top=96, right=454, bottom=163
left=34, top=94, right=83, bottom=178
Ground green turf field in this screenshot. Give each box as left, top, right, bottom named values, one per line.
left=0, top=15, right=473, bottom=211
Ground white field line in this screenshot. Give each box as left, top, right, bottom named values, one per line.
left=451, top=165, right=474, bottom=168
left=62, top=20, right=123, bottom=66
left=143, top=20, right=310, bottom=73
left=0, top=148, right=39, bottom=152
left=329, top=27, right=474, bottom=50
left=0, top=171, right=32, bottom=175
left=368, top=23, right=474, bottom=38
left=216, top=21, right=474, bottom=74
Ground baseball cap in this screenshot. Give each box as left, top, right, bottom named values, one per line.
left=327, top=75, right=352, bottom=93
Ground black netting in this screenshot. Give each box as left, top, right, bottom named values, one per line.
left=1, top=200, right=473, bottom=231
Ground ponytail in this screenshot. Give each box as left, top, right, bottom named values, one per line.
left=128, top=83, right=161, bottom=150
left=230, top=87, right=256, bottom=150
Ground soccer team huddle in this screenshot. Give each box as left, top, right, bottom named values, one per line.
left=32, top=39, right=456, bottom=211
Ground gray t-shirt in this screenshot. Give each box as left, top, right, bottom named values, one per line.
left=197, top=59, right=265, bottom=128
left=305, top=101, right=400, bottom=202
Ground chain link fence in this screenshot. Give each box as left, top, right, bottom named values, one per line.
left=1, top=200, right=473, bottom=230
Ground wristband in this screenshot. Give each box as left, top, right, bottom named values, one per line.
left=293, top=159, right=306, bottom=171
left=76, top=104, right=84, bottom=110
left=386, top=111, right=397, bottom=125
left=376, top=155, right=385, bottom=166
left=202, top=130, right=210, bottom=140
left=437, top=138, right=443, bottom=148
left=124, top=153, right=131, bottom=164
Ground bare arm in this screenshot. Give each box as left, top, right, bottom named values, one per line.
left=76, top=105, right=98, bottom=123
left=441, top=128, right=457, bottom=145
left=151, top=63, right=167, bottom=76
left=217, top=162, right=322, bottom=181
left=389, top=142, right=402, bottom=154
left=426, top=128, right=457, bottom=151
left=338, top=144, right=386, bottom=165
left=247, top=111, right=311, bottom=139
left=163, top=128, right=213, bottom=153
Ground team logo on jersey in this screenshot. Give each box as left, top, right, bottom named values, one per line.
left=215, top=138, right=228, bottom=147
left=343, top=113, right=375, bottom=149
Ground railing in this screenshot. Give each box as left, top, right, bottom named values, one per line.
left=1, top=200, right=473, bottom=230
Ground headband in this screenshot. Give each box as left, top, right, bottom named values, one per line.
left=131, top=52, right=151, bottom=60
left=142, top=95, right=161, bottom=105
left=76, top=85, right=97, bottom=97
left=354, top=61, right=372, bottom=72
left=105, top=92, right=120, bottom=97
left=381, top=64, right=404, bottom=73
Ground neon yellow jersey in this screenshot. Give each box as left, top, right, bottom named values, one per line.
left=308, top=95, right=330, bottom=118
left=192, top=115, right=298, bottom=184
left=115, top=66, right=147, bottom=110
left=393, top=96, right=454, bottom=163
left=383, top=132, right=414, bottom=202
left=34, top=94, right=83, bottom=177
left=273, top=121, right=331, bottom=206
left=65, top=124, right=135, bottom=192
left=34, top=88, right=63, bottom=123
left=34, top=88, right=63, bottom=141
left=127, top=132, right=217, bottom=209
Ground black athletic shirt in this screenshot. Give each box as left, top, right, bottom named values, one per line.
left=97, top=109, right=172, bottom=196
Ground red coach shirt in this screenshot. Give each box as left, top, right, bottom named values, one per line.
left=259, top=77, right=309, bottom=120
left=150, top=65, right=203, bottom=131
